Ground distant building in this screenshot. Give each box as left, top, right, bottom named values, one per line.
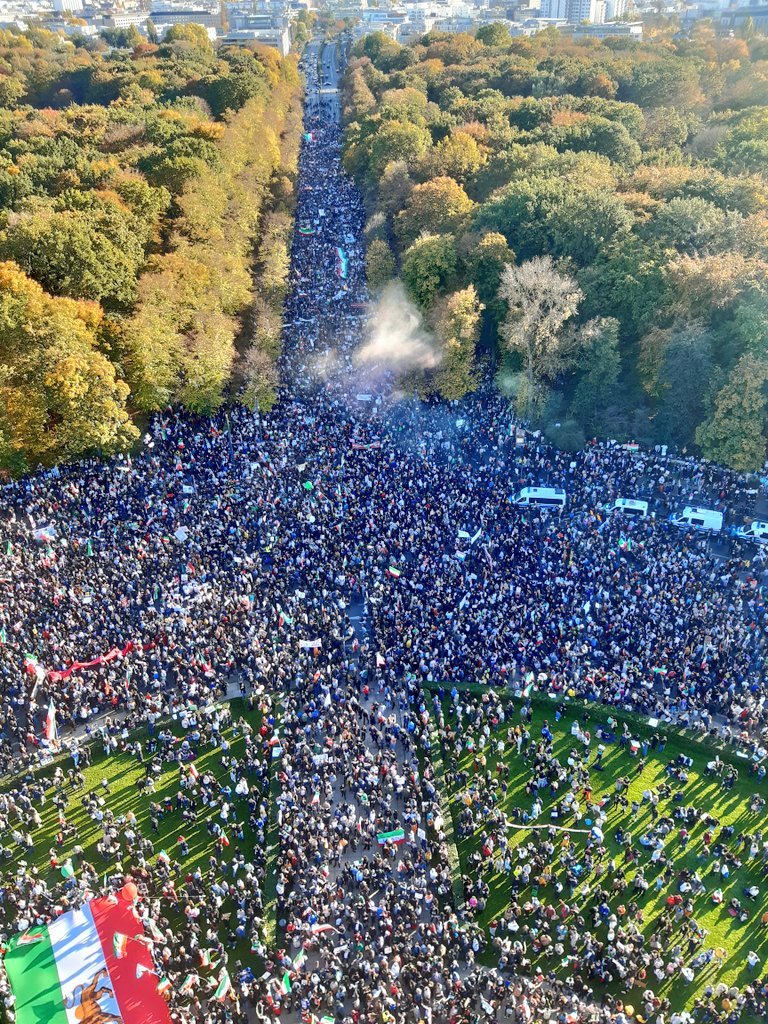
left=540, top=0, right=604, bottom=19
left=539, top=0, right=569, bottom=16
left=53, top=0, right=85, bottom=12
left=221, top=24, right=292, bottom=51
left=150, top=6, right=221, bottom=26
left=603, top=0, right=626, bottom=18
left=718, top=4, right=768, bottom=28
left=572, top=18, right=642, bottom=34
left=105, top=10, right=149, bottom=27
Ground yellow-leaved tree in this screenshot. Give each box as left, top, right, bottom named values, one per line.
left=0, top=261, right=137, bottom=472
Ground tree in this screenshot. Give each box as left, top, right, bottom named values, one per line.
left=0, top=261, right=136, bottom=471
left=549, top=189, right=633, bottom=265
left=401, top=233, right=458, bottom=309
left=432, top=285, right=482, bottom=400
left=648, top=196, right=730, bottom=254
left=164, top=23, right=213, bottom=50
left=0, top=74, right=24, bottom=108
left=497, top=256, right=584, bottom=418
left=366, top=238, right=396, bottom=292
left=396, top=176, right=475, bottom=246
left=654, top=325, right=714, bottom=447
left=0, top=205, right=145, bottom=309
left=379, top=160, right=413, bottom=216
left=458, top=230, right=515, bottom=321
left=476, top=23, right=512, bottom=47
left=570, top=317, right=621, bottom=432
left=696, top=354, right=768, bottom=470
left=367, top=119, right=432, bottom=182
left=426, top=131, right=486, bottom=184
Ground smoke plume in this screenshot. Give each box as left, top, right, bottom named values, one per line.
left=355, top=282, right=442, bottom=374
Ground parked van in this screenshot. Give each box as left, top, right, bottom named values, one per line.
left=734, top=520, right=768, bottom=546
left=606, top=498, right=649, bottom=518
left=513, top=486, right=567, bottom=509
left=669, top=506, right=723, bottom=533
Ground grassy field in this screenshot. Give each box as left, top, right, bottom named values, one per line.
left=434, top=686, right=768, bottom=1013
left=0, top=696, right=278, bottom=967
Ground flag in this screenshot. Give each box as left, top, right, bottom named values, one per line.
left=86, top=539, right=93, bottom=557
left=5, top=540, right=11, bottom=556
left=214, top=968, right=232, bottom=1002
left=179, top=973, right=199, bottom=996
left=145, top=919, right=165, bottom=943
left=136, top=962, right=156, bottom=979
left=311, top=791, right=320, bottom=807
left=387, top=567, right=401, bottom=579
left=0, top=627, right=7, bottom=644
left=523, top=680, right=534, bottom=698
left=200, top=948, right=217, bottom=968
left=113, top=932, right=129, bottom=959
left=281, top=972, right=292, bottom=995
left=188, top=763, right=199, bottom=781
left=156, top=976, right=172, bottom=996
left=44, top=700, right=58, bottom=747
left=303, top=480, right=314, bottom=491
left=376, top=828, right=405, bottom=845
left=157, top=850, right=170, bottom=864
left=23, top=653, right=40, bottom=676
left=294, top=949, right=307, bottom=972
left=3, top=898, right=172, bottom=1024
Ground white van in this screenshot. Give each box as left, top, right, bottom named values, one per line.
left=607, top=498, right=649, bottom=518
left=669, top=506, right=723, bottom=533
left=513, top=486, right=567, bottom=510
left=734, top=520, right=768, bottom=546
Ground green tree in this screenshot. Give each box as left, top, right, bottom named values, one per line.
left=396, top=176, right=474, bottom=246
left=0, top=206, right=144, bottom=308
left=401, top=233, right=457, bottom=309
left=476, top=23, right=512, bottom=47
left=654, top=324, right=714, bottom=447
left=426, top=131, right=486, bottom=184
left=696, top=354, right=768, bottom=470
left=498, top=256, right=584, bottom=418
left=458, top=230, right=515, bottom=318
left=367, top=119, right=432, bottom=182
left=432, top=285, right=482, bottom=399
left=570, top=317, right=621, bottom=432
left=366, top=238, right=396, bottom=292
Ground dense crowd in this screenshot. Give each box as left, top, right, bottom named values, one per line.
left=0, top=38, right=767, bottom=1024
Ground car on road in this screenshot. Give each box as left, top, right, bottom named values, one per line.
left=733, top=520, right=768, bottom=546
left=513, top=486, right=567, bottom=509
left=669, top=506, right=723, bottom=533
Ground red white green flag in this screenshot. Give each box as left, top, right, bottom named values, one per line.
left=3, top=897, right=172, bottom=1024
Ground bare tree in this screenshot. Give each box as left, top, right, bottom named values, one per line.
left=498, top=256, right=584, bottom=417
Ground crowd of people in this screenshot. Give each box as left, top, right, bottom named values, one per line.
left=0, top=36, right=767, bottom=1024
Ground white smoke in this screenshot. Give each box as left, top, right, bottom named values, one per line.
left=355, top=281, right=442, bottom=374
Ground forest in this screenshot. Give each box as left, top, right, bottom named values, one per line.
left=343, top=24, right=768, bottom=470
left=0, top=26, right=303, bottom=473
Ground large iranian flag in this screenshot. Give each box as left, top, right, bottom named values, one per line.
left=3, top=897, right=171, bottom=1024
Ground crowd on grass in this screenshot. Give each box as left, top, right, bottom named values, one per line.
left=0, top=39, right=767, bottom=1024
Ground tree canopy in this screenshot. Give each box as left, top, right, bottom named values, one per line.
left=346, top=23, right=768, bottom=467
left=0, top=27, right=302, bottom=471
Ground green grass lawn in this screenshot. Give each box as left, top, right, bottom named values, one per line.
left=434, top=686, right=768, bottom=1013
left=0, top=696, right=279, bottom=968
